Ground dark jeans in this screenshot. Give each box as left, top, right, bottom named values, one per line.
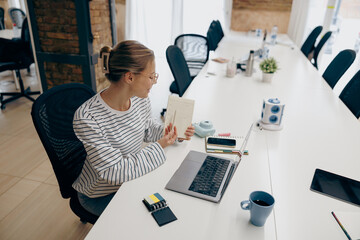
left=77, top=192, right=116, bottom=217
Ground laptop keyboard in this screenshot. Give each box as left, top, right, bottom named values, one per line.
left=188, top=156, right=230, bottom=197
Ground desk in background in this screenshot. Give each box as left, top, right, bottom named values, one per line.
left=85, top=32, right=360, bottom=240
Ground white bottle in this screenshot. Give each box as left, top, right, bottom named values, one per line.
left=354, top=32, right=360, bottom=53
left=270, top=25, right=278, bottom=45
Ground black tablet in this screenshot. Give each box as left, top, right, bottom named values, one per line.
left=310, top=168, right=360, bottom=206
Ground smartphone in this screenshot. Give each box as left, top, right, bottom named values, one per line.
left=207, top=137, right=236, bottom=147
left=310, top=168, right=360, bottom=206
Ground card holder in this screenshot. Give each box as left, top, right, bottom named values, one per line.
left=142, top=192, right=177, bottom=227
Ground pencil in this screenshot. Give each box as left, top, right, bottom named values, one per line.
left=331, top=211, right=352, bottom=240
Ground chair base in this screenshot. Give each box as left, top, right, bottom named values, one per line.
left=0, top=70, right=40, bottom=109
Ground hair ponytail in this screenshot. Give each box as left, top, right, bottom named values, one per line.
left=99, top=41, right=154, bottom=82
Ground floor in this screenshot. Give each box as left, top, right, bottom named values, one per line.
left=0, top=59, right=173, bottom=240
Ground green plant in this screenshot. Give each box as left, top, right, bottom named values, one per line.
left=259, top=57, right=278, bottom=73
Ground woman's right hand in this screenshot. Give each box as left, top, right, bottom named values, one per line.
left=158, top=123, right=178, bottom=148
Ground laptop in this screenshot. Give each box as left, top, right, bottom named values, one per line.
left=165, top=124, right=253, bottom=203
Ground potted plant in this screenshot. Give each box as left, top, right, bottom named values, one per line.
left=259, top=57, right=278, bottom=82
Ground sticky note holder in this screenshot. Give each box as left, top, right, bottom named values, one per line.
left=142, top=193, right=177, bottom=227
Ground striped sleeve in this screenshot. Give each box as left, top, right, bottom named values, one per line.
left=144, top=118, right=164, bottom=142
left=143, top=97, right=164, bottom=142
left=73, top=112, right=166, bottom=185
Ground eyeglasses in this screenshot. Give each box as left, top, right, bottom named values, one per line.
left=138, top=72, right=159, bottom=83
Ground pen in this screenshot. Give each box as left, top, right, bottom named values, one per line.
left=171, top=110, right=176, bottom=129
left=207, top=149, right=239, bottom=153
left=331, top=211, right=352, bottom=240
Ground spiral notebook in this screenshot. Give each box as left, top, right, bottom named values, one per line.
left=142, top=192, right=177, bottom=227
left=205, top=135, right=244, bottom=154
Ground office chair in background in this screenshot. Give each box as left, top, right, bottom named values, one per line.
left=0, top=17, right=40, bottom=109
left=207, top=27, right=218, bottom=51
left=300, top=26, right=323, bottom=59
left=8, top=7, right=25, bottom=28
left=339, top=70, right=360, bottom=118
left=0, top=7, right=5, bottom=30
left=174, top=34, right=209, bottom=79
left=207, top=20, right=224, bottom=51
left=166, top=45, right=193, bottom=97
left=31, top=83, right=98, bottom=224
left=311, top=31, right=332, bottom=69
left=215, top=20, right=224, bottom=40
left=322, top=49, right=356, bottom=89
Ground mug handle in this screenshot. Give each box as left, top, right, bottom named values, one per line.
left=240, top=200, right=251, bottom=210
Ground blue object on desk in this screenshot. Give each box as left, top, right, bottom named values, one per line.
left=193, top=121, right=215, bottom=138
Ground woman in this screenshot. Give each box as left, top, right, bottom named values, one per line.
left=72, top=40, right=195, bottom=216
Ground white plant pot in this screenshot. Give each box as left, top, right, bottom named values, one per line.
left=262, top=72, right=274, bottom=83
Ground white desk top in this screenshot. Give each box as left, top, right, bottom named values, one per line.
left=0, top=29, right=16, bottom=39
left=86, top=32, right=360, bottom=240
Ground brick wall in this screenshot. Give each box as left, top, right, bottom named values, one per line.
left=33, top=0, right=83, bottom=88
left=231, top=0, right=292, bottom=33
left=90, top=0, right=113, bottom=91
left=32, top=0, right=114, bottom=91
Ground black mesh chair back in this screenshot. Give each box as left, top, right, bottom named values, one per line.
left=166, top=45, right=193, bottom=97
left=31, top=83, right=98, bottom=224
left=0, top=7, right=4, bottom=30
left=312, top=31, right=332, bottom=69
left=322, top=49, right=356, bottom=89
left=8, top=7, right=25, bottom=28
left=339, top=70, right=360, bottom=118
left=300, top=26, right=323, bottom=58
left=174, top=34, right=209, bottom=78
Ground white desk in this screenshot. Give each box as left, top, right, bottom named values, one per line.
left=86, top=32, right=360, bottom=240
left=0, top=29, right=15, bottom=39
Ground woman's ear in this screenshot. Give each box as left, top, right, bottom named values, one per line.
left=124, top=72, right=133, bottom=84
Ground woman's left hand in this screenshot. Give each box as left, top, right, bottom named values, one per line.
left=178, top=125, right=195, bottom=141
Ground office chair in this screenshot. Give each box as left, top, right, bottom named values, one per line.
left=207, top=27, right=218, bottom=51
left=312, top=31, right=332, bottom=69
left=174, top=34, right=209, bottom=79
left=166, top=45, right=193, bottom=97
left=322, top=49, right=356, bottom=89
left=8, top=7, right=25, bottom=28
left=215, top=20, right=224, bottom=40
left=0, top=7, right=4, bottom=30
left=0, top=17, right=40, bottom=109
left=209, top=20, right=223, bottom=44
left=31, top=83, right=98, bottom=224
left=300, top=26, right=323, bottom=59
left=339, top=70, right=360, bottom=118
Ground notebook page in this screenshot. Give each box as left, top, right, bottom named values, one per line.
left=164, top=95, right=194, bottom=139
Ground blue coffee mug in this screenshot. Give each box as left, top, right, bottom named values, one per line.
left=240, top=191, right=275, bottom=227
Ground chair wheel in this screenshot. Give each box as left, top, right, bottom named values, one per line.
left=1, top=104, right=5, bottom=110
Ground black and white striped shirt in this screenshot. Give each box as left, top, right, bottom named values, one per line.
left=72, top=92, right=165, bottom=198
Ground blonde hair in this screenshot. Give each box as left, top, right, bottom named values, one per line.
left=100, top=40, right=155, bottom=82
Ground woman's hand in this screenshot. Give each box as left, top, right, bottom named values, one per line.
left=178, top=125, right=195, bottom=141
left=158, top=123, right=178, bottom=148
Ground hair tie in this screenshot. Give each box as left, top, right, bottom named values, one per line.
left=101, top=52, right=110, bottom=73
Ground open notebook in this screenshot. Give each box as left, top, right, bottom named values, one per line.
left=164, top=95, right=194, bottom=139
